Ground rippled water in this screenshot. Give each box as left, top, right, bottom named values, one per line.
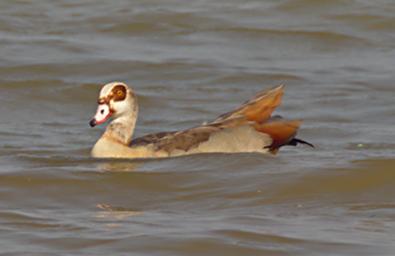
left=1, top=0, right=395, bottom=255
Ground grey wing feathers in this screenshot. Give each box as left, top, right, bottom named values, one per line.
left=131, top=126, right=221, bottom=153
left=131, top=131, right=176, bottom=146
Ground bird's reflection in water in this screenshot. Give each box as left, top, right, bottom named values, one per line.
left=96, top=160, right=141, bottom=172
left=94, top=161, right=143, bottom=226
left=95, top=203, right=143, bottom=225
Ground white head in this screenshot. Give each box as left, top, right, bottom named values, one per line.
left=89, top=82, right=137, bottom=127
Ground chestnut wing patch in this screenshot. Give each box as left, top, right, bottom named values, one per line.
left=213, top=85, right=284, bottom=123
left=254, top=119, right=301, bottom=151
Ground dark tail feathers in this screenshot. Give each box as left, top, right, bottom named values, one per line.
left=288, top=138, right=315, bottom=148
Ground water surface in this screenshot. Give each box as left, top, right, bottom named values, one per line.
left=0, top=0, right=395, bottom=255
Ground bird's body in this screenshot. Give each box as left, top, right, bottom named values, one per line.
left=89, top=82, right=313, bottom=159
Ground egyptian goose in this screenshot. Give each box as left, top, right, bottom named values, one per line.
left=89, top=82, right=313, bottom=159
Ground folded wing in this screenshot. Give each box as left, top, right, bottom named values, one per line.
left=131, top=85, right=312, bottom=155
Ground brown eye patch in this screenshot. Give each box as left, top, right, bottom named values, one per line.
left=112, top=85, right=127, bottom=101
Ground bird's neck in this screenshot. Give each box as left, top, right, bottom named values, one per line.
left=103, top=105, right=138, bottom=146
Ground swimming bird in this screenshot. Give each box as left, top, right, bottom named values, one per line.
left=89, top=82, right=313, bottom=159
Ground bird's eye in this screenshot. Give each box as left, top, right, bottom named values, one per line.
left=112, top=85, right=127, bottom=101
left=117, top=90, right=124, bottom=97
left=101, top=109, right=104, bottom=114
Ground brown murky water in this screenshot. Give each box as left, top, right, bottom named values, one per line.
left=1, top=0, right=395, bottom=255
